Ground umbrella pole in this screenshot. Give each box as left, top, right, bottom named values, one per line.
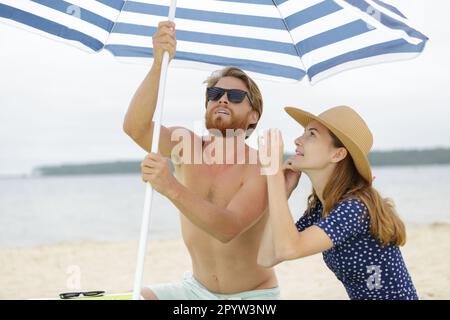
left=132, top=0, right=178, bottom=301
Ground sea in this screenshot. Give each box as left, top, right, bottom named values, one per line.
left=1, top=165, right=449, bottom=247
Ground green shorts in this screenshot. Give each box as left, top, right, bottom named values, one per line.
left=144, top=272, right=280, bottom=300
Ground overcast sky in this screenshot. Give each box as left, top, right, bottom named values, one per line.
left=0, top=0, right=449, bottom=175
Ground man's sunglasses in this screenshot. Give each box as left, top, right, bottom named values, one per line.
left=206, top=87, right=254, bottom=106
left=59, top=290, right=105, bottom=299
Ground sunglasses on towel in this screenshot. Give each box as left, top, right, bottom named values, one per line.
left=59, top=290, right=105, bottom=299
left=206, top=87, right=254, bottom=106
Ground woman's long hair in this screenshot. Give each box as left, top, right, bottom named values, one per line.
left=305, top=131, right=406, bottom=246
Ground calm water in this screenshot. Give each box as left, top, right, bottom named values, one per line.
left=1, top=165, right=449, bottom=247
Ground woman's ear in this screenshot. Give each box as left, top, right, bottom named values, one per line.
left=331, top=147, right=348, bottom=163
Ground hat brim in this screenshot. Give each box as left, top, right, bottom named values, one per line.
left=285, top=107, right=372, bottom=184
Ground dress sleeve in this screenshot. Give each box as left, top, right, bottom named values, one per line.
left=315, top=199, right=370, bottom=246
left=295, top=204, right=321, bottom=232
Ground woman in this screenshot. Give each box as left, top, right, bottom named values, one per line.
left=257, top=105, right=417, bottom=300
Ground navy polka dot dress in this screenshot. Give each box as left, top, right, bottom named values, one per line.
left=296, top=199, right=418, bottom=300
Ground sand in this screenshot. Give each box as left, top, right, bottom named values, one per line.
left=1, top=224, right=449, bottom=300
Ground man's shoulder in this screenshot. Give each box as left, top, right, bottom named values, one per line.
left=166, top=126, right=195, bottom=138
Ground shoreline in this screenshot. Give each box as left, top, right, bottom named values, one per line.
left=1, top=223, right=449, bottom=300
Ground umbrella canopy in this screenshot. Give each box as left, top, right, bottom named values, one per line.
left=0, top=0, right=428, bottom=83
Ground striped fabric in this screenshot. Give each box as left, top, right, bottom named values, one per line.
left=0, top=0, right=428, bottom=83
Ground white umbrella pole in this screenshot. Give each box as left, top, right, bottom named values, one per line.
left=132, top=0, right=177, bottom=301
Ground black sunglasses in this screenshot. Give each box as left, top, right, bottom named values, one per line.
left=59, top=290, right=105, bottom=299
left=206, top=87, right=254, bottom=106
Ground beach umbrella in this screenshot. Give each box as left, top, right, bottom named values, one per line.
left=0, top=0, right=428, bottom=299
left=0, top=0, right=428, bottom=82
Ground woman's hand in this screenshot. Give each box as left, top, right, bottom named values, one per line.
left=257, top=129, right=284, bottom=176
left=258, top=129, right=301, bottom=195
left=283, top=157, right=302, bottom=197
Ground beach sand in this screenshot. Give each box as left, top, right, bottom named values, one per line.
left=1, top=224, right=449, bottom=300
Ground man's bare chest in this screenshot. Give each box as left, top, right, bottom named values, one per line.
left=176, top=164, right=246, bottom=207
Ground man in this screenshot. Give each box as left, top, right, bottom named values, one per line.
left=123, top=21, right=279, bottom=300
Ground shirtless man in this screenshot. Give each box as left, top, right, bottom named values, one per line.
left=123, top=21, right=278, bottom=300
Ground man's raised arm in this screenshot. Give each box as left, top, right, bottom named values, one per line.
left=123, top=21, right=178, bottom=157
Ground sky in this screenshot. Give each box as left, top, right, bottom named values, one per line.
left=0, top=0, right=449, bottom=175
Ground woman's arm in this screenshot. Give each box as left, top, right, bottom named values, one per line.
left=257, top=130, right=334, bottom=267
left=258, top=171, right=334, bottom=267
left=257, top=171, right=301, bottom=267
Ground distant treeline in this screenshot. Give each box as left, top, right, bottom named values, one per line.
left=368, top=148, right=450, bottom=166
left=35, top=148, right=450, bottom=176
left=35, top=161, right=141, bottom=176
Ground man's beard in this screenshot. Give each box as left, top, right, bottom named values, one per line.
left=205, top=110, right=249, bottom=138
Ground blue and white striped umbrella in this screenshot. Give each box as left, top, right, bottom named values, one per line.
left=0, top=0, right=428, bottom=84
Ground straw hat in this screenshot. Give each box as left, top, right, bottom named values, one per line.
left=284, top=106, right=373, bottom=184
